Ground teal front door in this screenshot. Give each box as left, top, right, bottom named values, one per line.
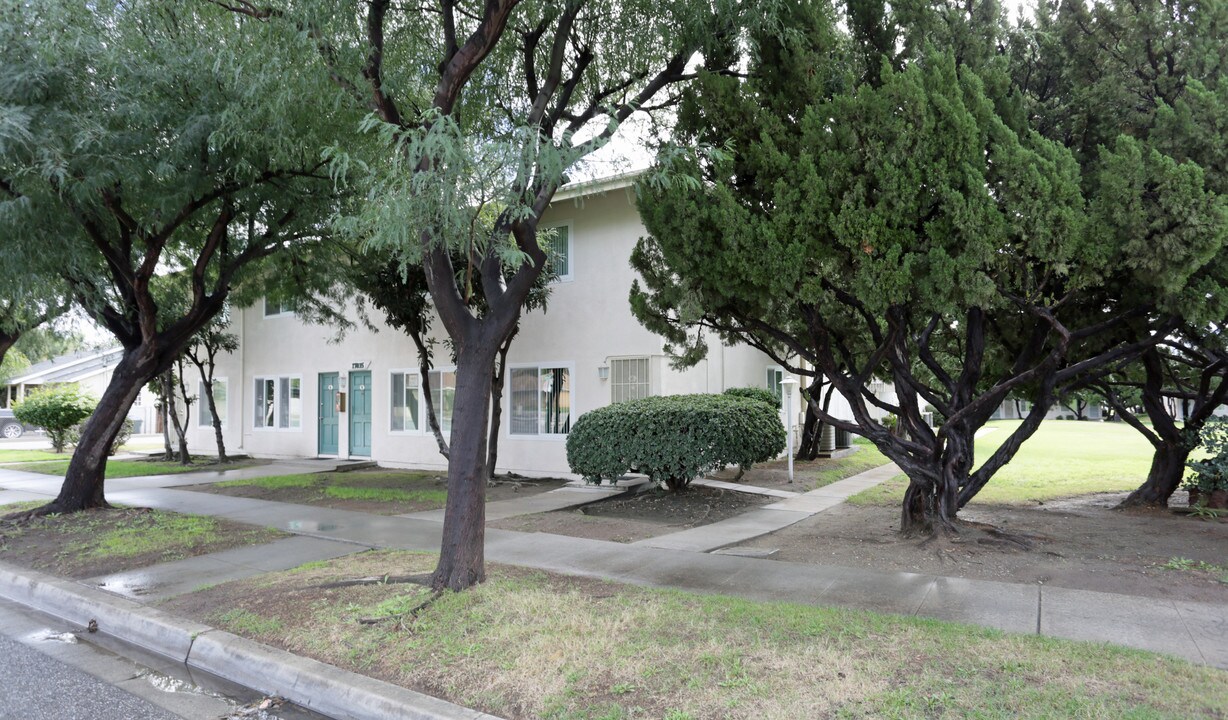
left=349, top=370, right=372, bottom=457
left=318, top=373, right=339, bottom=455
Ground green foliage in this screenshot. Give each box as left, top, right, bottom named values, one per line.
left=65, top=417, right=134, bottom=456
left=0, top=348, right=29, bottom=384
left=1185, top=418, right=1228, bottom=492
left=566, top=395, right=786, bottom=492
left=721, top=387, right=779, bottom=409
left=12, top=327, right=87, bottom=365
left=13, top=386, right=95, bottom=452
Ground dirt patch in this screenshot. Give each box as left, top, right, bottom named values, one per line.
left=181, top=470, right=568, bottom=515
left=0, top=507, right=285, bottom=578
left=489, top=485, right=772, bottom=543
left=735, top=491, right=1228, bottom=603
left=706, top=443, right=889, bottom=492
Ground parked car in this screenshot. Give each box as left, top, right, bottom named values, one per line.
left=0, top=408, right=29, bottom=439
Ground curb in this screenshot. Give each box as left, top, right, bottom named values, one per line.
left=0, top=561, right=501, bottom=720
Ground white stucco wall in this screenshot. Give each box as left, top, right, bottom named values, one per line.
left=184, top=184, right=797, bottom=475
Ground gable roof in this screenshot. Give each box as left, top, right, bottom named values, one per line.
left=6, top=346, right=124, bottom=385
left=552, top=170, right=642, bottom=203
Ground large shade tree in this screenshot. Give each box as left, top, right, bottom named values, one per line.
left=630, top=0, right=1225, bottom=533
left=1008, top=0, right=1228, bottom=508
left=0, top=0, right=345, bottom=513
left=216, top=0, right=749, bottom=589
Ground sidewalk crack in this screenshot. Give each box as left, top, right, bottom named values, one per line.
left=1035, top=585, right=1042, bottom=635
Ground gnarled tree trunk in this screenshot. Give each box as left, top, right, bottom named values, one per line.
left=42, top=350, right=154, bottom=513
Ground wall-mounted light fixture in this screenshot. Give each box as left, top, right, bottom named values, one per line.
left=597, top=364, right=610, bottom=380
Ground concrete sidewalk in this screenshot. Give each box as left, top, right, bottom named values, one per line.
left=632, top=462, right=900, bottom=552
left=2, top=461, right=1226, bottom=670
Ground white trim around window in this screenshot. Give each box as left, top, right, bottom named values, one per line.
left=542, top=222, right=573, bottom=283
left=507, top=361, right=574, bottom=438
left=263, top=297, right=294, bottom=318
left=253, top=374, right=302, bottom=431
left=766, top=366, right=784, bottom=404
left=389, top=368, right=423, bottom=434
left=198, top=377, right=228, bottom=428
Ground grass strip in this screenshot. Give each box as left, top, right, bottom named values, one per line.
left=176, top=549, right=1228, bottom=720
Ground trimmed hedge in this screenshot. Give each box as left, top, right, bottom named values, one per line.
left=722, top=386, right=781, bottom=409
left=566, top=394, right=786, bottom=491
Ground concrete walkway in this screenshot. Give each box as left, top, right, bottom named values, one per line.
left=1, top=462, right=1226, bottom=670
left=632, top=462, right=900, bottom=552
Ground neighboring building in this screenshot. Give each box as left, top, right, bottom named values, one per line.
left=1, top=347, right=159, bottom=433
left=990, top=398, right=1104, bottom=421
left=182, top=174, right=863, bottom=477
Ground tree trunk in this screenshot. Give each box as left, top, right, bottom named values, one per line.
left=40, top=351, right=152, bottom=514
left=432, top=344, right=498, bottom=592
left=486, top=331, right=514, bottom=481
left=160, top=370, right=174, bottom=462
left=1119, top=442, right=1190, bottom=508
left=1114, top=346, right=1228, bottom=509
left=174, top=361, right=193, bottom=464
left=166, top=379, right=189, bottom=465
left=202, top=378, right=228, bottom=463
left=899, top=425, right=972, bottom=535
left=412, top=331, right=450, bottom=460
left=797, top=378, right=832, bottom=461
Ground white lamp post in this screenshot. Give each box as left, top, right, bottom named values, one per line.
left=780, top=377, right=798, bottom=483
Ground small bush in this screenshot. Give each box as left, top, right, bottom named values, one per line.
left=722, top=386, right=780, bottom=409
left=13, top=386, right=96, bottom=453
left=566, top=394, right=786, bottom=492
left=68, top=417, right=136, bottom=456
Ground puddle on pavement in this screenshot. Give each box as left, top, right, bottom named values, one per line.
left=95, top=577, right=156, bottom=597
left=27, top=628, right=78, bottom=644
left=286, top=520, right=337, bottom=532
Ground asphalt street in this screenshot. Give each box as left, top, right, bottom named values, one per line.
left=0, top=632, right=182, bottom=720
left=0, top=597, right=326, bottom=720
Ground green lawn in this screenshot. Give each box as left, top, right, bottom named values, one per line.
left=811, top=438, right=890, bottom=486
left=0, top=449, right=69, bottom=463
left=7, top=457, right=265, bottom=478
left=850, top=420, right=1157, bottom=506
left=212, top=470, right=449, bottom=509
left=174, top=550, right=1228, bottom=720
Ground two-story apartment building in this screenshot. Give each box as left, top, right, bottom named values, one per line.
left=183, top=174, right=854, bottom=477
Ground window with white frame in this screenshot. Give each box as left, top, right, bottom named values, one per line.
left=510, top=364, right=571, bottom=435
left=767, top=367, right=784, bottom=403
left=253, top=375, right=301, bottom=429
left=429, top=369, right=456, bottom=433
left=198, top=379, right=228, bottom=428
left=543, top=224, right=572, bottom=281
left=611, top=357, right=650, bottom=404
left=390, top=371, right=421, bottom=432
left=264, top=298, right=293, bottom=317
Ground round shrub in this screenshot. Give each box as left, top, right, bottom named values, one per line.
left=566, top=394, right=786, bottom=492
left=66, top=417, right=134, bottom=456
left=722, top=386, right=781, bottom=409
left=13, top=386, right=97, bottom=453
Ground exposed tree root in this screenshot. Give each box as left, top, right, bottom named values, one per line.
left=357, top=589, right=443, bottom=628
left=1, top=501, right=119, bottom=524
left=316, top=572, right=432, bottom=590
